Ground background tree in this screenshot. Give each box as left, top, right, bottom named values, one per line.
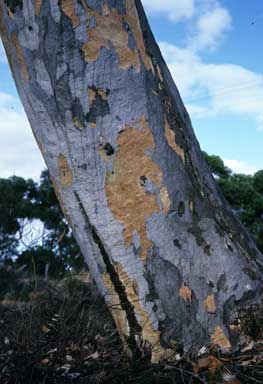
left=0, top=172, right=83, bottom=277
left=203, top=153, right=263, bottom=254
left=218, top=174, right=263, bottom=254
left=254, top=170, right=263, bottom=194
left=202, top=151, right=231, bottom=179
left=0, top=176, right=36, bottom=261
left=1, top=0, right=263, bottom=363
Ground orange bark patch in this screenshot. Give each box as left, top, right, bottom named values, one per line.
left=61, top=0, right=79, bottom=28
left=88, top=87, right=108, bottom=104
left=164, top=117, right=185, bottom=163
left=82, top=4, right=140, bottom=71
left=204, top=294, right=216, bottom=313
left=11, top=32, right=29, bottom=81
left=35, top=0, right=42, bottom=16
left=211, top=326, right=231, bottom=350
left=81, top=2, right=153, bottom=72
left=179, top=283, right=192, bottom=303
left=106, top=116, right=164, bottom=262
left=160, top=187, right=170, bottom=215
left=58, top=154, right=73, bottom=188
left=157, top=65, right=163, bottom=82
left=88, top=87, right=96, bottom=105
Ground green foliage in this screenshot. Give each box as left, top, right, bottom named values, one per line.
left=202, top=151, right=231, bottom=178
left=254, top=170, right=263, bottom=194
left=0, top=176, right=37, bottom=259
left=204, top=153, right=263, bottom=253
left=0, top=267, right=35, bottom=301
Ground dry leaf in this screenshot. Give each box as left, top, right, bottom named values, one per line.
left=241, top=341, right=254, bottom=353
left=40, top=358, right=49, bottom=365
left=47, top=348, right=57, bottom=354
left=198, top=346, right=207, bottom=356
left=41, top=325, right=51, bottom=333
left=83, top=345, right=90, bottom=350
left=196, top=355, right=222, bottom=375
left=223, top=374, right=241, bottom=384
left=95, top=335, right=103, bottom=343
left=87, top=351, right=99, bottom=360
left=60, top=364, right=71, bottom=373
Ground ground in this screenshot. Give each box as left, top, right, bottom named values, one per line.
left=0, top=276, right=263, bottom=384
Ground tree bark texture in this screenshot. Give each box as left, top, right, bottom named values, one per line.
left=1, top=0, right=263, bottom=363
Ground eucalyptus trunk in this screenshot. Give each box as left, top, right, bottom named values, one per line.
left=1, top=0, right=263, bottom=363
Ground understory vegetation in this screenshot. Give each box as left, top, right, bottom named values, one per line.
left=1, top=277, right=263, bottom=383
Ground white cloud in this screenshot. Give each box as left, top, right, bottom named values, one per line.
left=159, top=41, right=263, bottom=125
left=223, top=159, right=257, bottom=175
left=0, top=91, right=13, bottom=105
left=142, top=0, right=195, bottom=22
left=0, top=39, right=7, bottom=63
left=190, top=5, right=232, bottom=52
left=141, top=0, right=231, bottom=54
left=0, top=93, right=45, bottom=181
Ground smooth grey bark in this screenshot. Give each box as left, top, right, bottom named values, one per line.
left=1, top=0, right=263, bottom=363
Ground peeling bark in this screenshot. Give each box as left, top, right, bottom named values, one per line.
left=1, top=0, right=263, bottom=363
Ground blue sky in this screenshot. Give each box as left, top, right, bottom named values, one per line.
left=0, top=0, right=262, bottom=180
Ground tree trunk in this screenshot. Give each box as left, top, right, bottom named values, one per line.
left=1, top=0, right=263, bottom=363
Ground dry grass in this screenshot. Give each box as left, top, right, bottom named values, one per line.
left=0, top=277, right=263, bottom=383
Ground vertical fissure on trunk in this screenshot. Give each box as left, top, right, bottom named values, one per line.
left=74, top=192, right=142, bottom=359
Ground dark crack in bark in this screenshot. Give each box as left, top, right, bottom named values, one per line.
left=74, top=191, right=142, bottom=359
left=86, top=87, right=110, bottom=126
